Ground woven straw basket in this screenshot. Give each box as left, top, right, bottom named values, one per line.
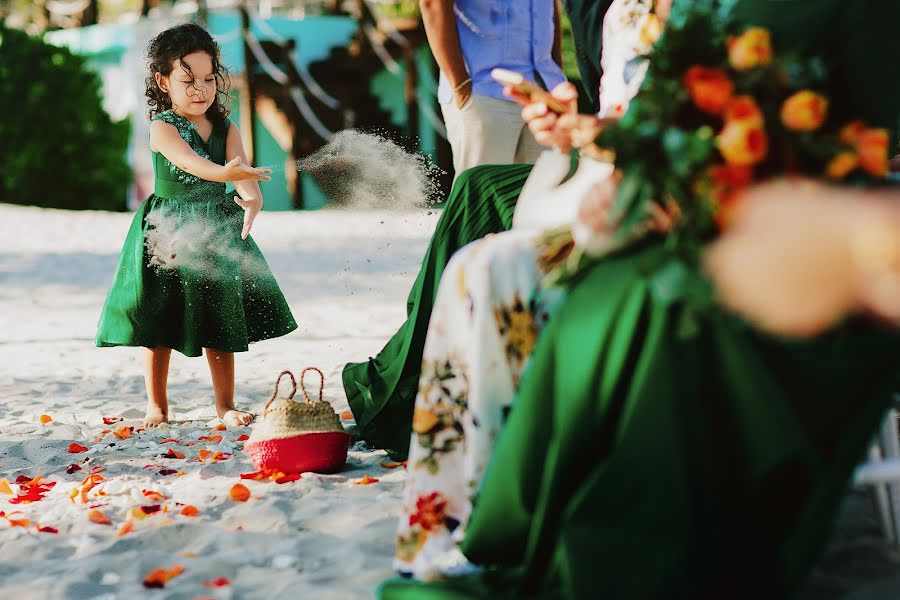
left=244, top=369, right=350, bottom=474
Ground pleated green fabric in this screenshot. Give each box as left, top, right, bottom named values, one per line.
left=96, top=112, right=297, bottom=357
left=343, top=163, right=533, bottom=459
left=381, top=243, right=900, bottom=600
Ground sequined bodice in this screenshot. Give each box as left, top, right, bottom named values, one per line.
left=150, top=111, right=229, bottom=193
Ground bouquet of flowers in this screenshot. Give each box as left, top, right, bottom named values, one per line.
left=543, top=3, right=892, bottom=287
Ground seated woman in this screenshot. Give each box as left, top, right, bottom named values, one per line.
left=343, top=3, right=617, bottom=460
left=380, top=0, right=900, bottom=598
left=394, top=0, right=665, bottom=579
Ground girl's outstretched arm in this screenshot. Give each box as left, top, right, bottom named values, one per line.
left=150, top=120, right=272, bottom=184
left=225, top=122, right=264, bottom=240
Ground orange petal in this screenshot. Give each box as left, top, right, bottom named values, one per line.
left=274, top=473, right=301, bottom=484
left=180, top=505, right=199, bottom=517
left=164, top=449, right=185, bottom=459
left=142, top=564, right=184, bottom=589
left=354, top=476, right=380, bottom=486
left=39, top=414, right=53, bottom=424
left=142, top=490, right=167, bottom=502
left=229, top=483, right=251, bottom=502
left=113, top=426, right=133, bottom=440
left=8, top=517, right=31, bottom=527
left=117, top=520, right=135, bottom=536
left=235, top=434, right=249, bottom=442
left=87, top=508, right=112, bottom=525
left=0, top=479, right=13, bottom=495
left=380, top=461, right=403, bottom=469
left=68, top=443, right=89, bottom=453
left=212, top=424, right=227, bottom=431
left=198, top=450, right=213, bottom=461
left=340, top=411, right=354, bottom=420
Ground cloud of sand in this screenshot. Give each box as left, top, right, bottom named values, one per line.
left=297, top=130, right=443, bottom=209
left=144, top=207, right=268, bottom=279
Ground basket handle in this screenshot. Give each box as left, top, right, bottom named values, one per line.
left=300, top=367, right=325, bottom=404
left=262, top=370, right=297, bottom=413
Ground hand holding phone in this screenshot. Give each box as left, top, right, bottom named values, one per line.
left=491, top=68, right=571, bottom=114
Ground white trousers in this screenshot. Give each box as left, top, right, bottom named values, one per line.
left=441, top=94, right=543, bottom=176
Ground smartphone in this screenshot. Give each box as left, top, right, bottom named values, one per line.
left=491, top=68, right=569, bottom=113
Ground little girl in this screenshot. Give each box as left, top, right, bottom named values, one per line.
left=96, top=23, right=297, bottom=427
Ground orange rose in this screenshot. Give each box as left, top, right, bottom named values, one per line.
left=723, top=96, right=764, bottom=127
left=838, top=120, right=867, bottom=145
left=856, top=128, right=889, bottom=177
left=727, top=27, right=773, bottom=71
left=709, top=164, right=753, bottom=230
left=780, top=91, right=828, bottom=131
left=717, top=120, right=768, bottom=166
left=825, top=152, right=859, bottom=180
left=683, top=66, right=734, bottom=115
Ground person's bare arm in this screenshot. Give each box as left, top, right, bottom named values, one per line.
left=420, top=0, right=471, bottom=107
left=150, top=120, right=271, bottom=184
left=224, top=122, right=264, bottom=240
left=553, top=0, right=563, bottom=68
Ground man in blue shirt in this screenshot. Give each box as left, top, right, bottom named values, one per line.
left=420, top=0, right=566, bottom=177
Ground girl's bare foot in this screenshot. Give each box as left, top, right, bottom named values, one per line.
left=144, top=405, right=169, bottom=427
left=217, top=406, right=254, bottom=427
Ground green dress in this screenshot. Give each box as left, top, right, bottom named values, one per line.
left=343, top=163, right=533, bottom=458
left=379, top=0, right=900, bottom=598
left=96, top=111, right=297, bottom=357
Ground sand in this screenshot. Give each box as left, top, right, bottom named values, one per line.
left=1, top=202, right=898, bottom=599
left=0, top=203, right=438, bottom=599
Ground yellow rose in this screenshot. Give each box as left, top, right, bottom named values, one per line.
left=856, top=128, right=889, bottom=177
left=717, top=120, right=768, bottom=166
left=780, top=91, right=828, bottom=131
left=728, top=27, right=773, bottom=71
left=825, top=152, right=859, bottom=180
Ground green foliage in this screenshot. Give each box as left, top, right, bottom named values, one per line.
left=0, top=22, right=131, bottom=210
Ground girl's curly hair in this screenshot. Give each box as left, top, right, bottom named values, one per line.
left=145, top=23, right=231, bottom=128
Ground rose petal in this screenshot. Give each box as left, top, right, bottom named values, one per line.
left=203, top=576, right=231, bottom=588
left=235, top=434, right=249, bottom=442
left=354, top=476, right=380, bottom=486
left=87, top=509, right=112, bottom=525
left=180, top=505, right=199, bottom=517
left=117, top=520, right=134, bottom=536
left=163, top=449, right=185, bottom=459
left=229, top=483, right=251, bottom=502
left=36, top=524, right=59, bottom=534
left=274, top=473, right=301, bottom=484
left=68, top=443, right=89, bottom=454
left=39, top=415, right=52, bottom=424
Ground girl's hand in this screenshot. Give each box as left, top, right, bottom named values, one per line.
left=222, top=157, right=272, bottom=182
left=233, top=195, right=262, bottom=240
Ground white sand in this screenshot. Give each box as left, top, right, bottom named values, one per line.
left=0, top=203, right=441, bottom=599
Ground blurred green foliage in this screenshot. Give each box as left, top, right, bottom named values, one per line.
left=0, top=22, right=131, bottom=210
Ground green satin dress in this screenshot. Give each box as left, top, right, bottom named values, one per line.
left=379, top=0, right=900, bottom=598
left=343, top=163, right=533, bottom=459
left=96, top=111, right=297, bottom=357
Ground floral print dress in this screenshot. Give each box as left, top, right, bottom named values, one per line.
left=394, top=0, right=657, bottom=579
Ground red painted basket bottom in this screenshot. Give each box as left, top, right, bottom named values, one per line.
left=244, top=432, right=350, bottom=474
